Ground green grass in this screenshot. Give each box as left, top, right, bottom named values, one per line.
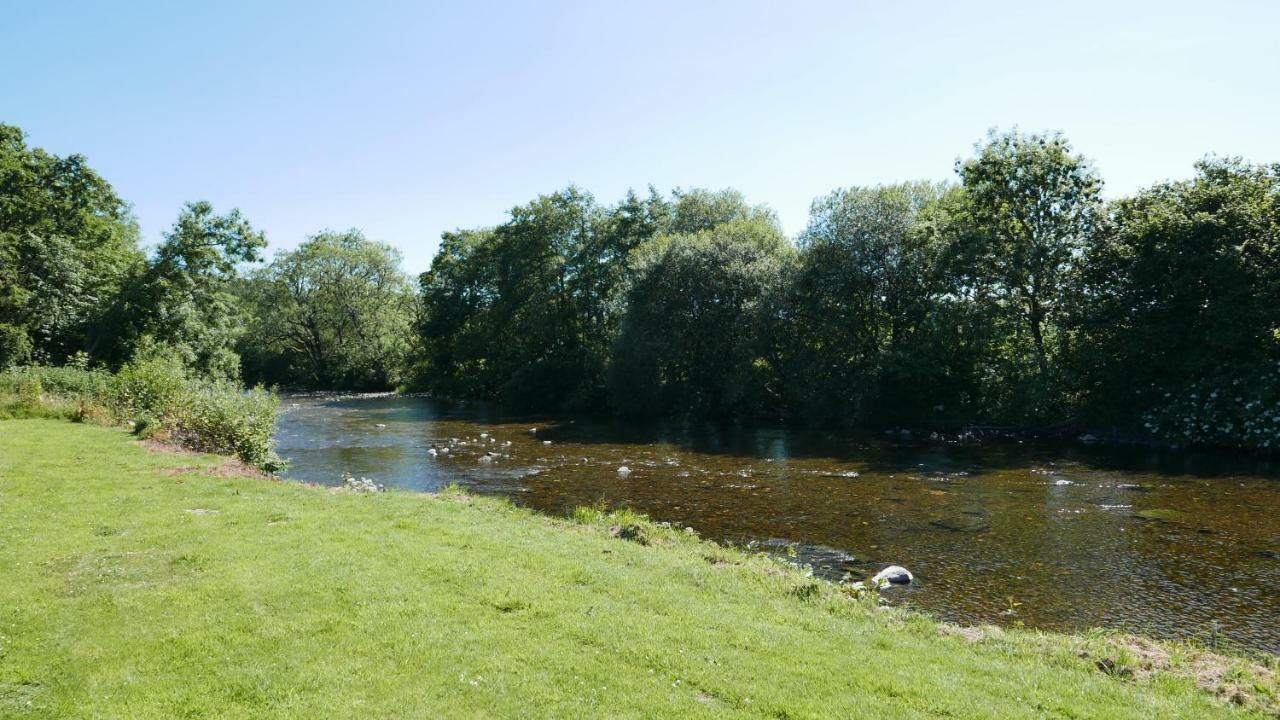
left=0, top=420, right=1274, bottom=718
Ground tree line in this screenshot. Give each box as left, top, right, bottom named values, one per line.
left=3, top=123, right=1277, bottom=449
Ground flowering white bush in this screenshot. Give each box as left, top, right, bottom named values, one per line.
left=1143, top=362, right=1280, bottom=449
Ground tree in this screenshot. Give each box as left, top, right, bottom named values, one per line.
left=415, top=187, right=674, bottom=410
left=240, top=230, right=415, bottom=389
left=942, top=129, right=1102, bottom=422
left=610, top=216, right=794, bottom=418
left=109, top=201, right=266, bottom=378
left=665, top=188, right=774, bottom=235
left=415, top=228, right=501, bottom=398
left=773, top=182, right=951, bottom=426
left=1071, top=158, right=1280, bottom=448
left=0, top=124, right=142, bottom=364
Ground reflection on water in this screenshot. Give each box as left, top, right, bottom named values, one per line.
left=276, top=394, right=1280, bottom=654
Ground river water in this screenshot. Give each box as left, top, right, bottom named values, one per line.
left=275, top=394, right=1280, bottom=654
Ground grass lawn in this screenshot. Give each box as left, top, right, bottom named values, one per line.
left=0, top=419, right=1274, bottom=718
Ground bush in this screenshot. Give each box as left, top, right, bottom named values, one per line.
left=176, top=381, right=281, bottom=471
left=1142, top=362, right=1280, bottom=450
left=0, top=323, right=32, bottom=368
left=0, top=360, right=283, bottom=471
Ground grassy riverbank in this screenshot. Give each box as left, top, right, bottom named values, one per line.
left=1, top=420, right=1274, bottom=718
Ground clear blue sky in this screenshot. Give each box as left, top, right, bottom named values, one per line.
left=5, top=0, right=1279, bottom=272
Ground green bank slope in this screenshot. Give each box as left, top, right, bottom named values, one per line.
left=0, top=420, right=1273, bottom=718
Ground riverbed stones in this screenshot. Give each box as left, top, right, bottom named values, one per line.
left=342, top=474, right=382, bottom=493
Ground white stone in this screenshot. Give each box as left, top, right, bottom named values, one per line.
left=871, top=565, right=913, bottom=585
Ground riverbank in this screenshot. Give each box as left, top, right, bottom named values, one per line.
left=1, top=420, right=1275, bottom=718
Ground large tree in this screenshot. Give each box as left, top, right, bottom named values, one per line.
left=108, top=201, right=266, bottom=379
left=1071, top=159, right=1280, bottom=448
left=610, top=216, right=794, bottom=418
left=416, top=228, right=501, bottom=399
left=415, top=187, right=675, bottom=410
left=941, top=129, right=1102, bottom=422
left=0, top=124, right=142, bottom=365
left=775, top=181, right=948, bottom=425
left=240, top=230, right=414, bottom=389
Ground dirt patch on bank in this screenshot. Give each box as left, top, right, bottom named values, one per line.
left=1078, top=633, right=1277, bottom=714
left=141, top=439, right=270, bottom=479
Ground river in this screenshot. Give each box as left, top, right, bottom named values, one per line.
left=275, top=394, right=1280, bottom=654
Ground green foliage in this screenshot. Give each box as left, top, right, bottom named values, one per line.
left=415, top=187, right=674, bottom=410
left=238, top=229, right=415, bottom=389
left=665, top=186, right=775, bottom=234
left=773, top=181, right=954, bottom=426
left=107, top=201, right=267, bottom=379
left=1071, top=159, right=1280, bottom=448
left=936, top=129, right=1103, bottom=424
left=0, top=359, right=282, bottom=470
left=6, top=118, right=1280, bottom=450
left=0, top=322, right=33, bottom=367
left=415, top=187, right=786, bottom=414
left=611, top=217, right=794, bottom=418
left=0, top=124, right=143, bottom=364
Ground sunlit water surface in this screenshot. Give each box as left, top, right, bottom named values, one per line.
left=276, top=394, right=1280, bottom=654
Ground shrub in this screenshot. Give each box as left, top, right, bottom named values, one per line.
left=1143, top=362, right=1280, bottom=450
left=0, top=361, right=284, bottom=471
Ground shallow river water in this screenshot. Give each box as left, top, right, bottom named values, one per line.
left=275, top=394, right=1280, bottom=654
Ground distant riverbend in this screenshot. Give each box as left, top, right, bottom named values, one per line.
left=276, top=394, right=1280, bottom=654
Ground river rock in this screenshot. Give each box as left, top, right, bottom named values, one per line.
left=617, top=466, right=631, bottom=476
left=872, top=565, right=913, bottom=585
left=931, top=517, right=991, bottom=533
left=1132, top=508, right=1186, bottom=523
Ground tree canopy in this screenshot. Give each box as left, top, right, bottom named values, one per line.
left=240, top=230, right=415, bottom=389
left=4, top=120, right=1279, bottom=450
left=0, top=124, right=142, bottom=365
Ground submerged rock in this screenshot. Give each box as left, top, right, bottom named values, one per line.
left=872, top=565, right=913, bottom=585
left=1132, top=508, right=1186, bottom=523
left=930, top=517, right=991, bottom=533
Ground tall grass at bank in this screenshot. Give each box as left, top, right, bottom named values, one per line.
left=0, top=357, right=281, bottom=471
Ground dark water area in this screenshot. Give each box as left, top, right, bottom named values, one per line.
left=275, top=394, right=1280, bottom=654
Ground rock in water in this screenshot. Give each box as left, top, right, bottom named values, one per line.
left=872, top=565, right=913, bottom=585
left=617, top=466, right=631, bottom=476
left=930, top=517, right=991, bottom=533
